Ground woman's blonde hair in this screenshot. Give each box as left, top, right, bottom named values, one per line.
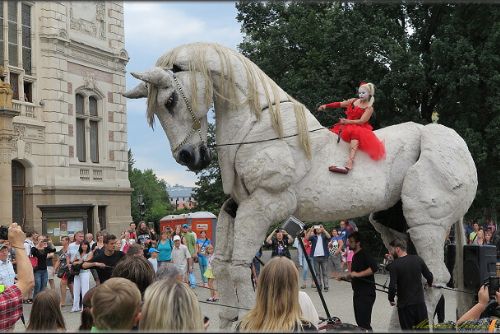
left=140, top=279, right=204, bottom=331
left=27, top=289, right=66, bottom=331
left=359, top=82, right=375, bottom=107
left=91, top=277, right=142, bottom=330
left=238, top=257, right=305, bottom=332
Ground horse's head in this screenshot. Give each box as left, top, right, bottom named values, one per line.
left=123, top=66, right=211, bottom=171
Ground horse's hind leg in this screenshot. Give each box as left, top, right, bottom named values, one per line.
left=213, top=198, right=238, bottom=330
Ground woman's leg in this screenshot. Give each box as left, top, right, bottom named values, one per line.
left=199, top=261, right=208, bottom=284
left=81, top=271, right=90, bottom=304
left=301, top=253, right=309, bottom=287
left=72, top=274, right=82, bottom=311
left=346, top=139, right=359, bottom=170
left=40, top=269, right=48, bottom=293
left=60, top=277, right=67, bottom=306
left=33, top=270, right=41, bottom=297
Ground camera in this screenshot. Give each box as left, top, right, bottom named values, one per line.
left=0, top=225, right=8, bottom=241
left=487, top=276, right=500, bottom=299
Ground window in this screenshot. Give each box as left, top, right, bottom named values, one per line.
left=12, top=160, right=25, bottom=225
left=0, top=2, right=33, bottom=100
left=75, top=93, right=101, bottom=163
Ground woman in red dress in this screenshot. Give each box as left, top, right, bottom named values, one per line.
left=318, top=82, right=385, bottom=174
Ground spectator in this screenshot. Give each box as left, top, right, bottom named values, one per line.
left=82, top=234, right=124, bottom=283
left=120, top=231, right=134, bottom=254
left=266, top=228, right=293, bottom=259
left=67, top=231, right=84, bottom=297
left=476, top=229, right=485, bottom=245
left=46, top=240, right=56, bottom=291
left=0, top=223, right=35, bottom=331
left=79, top=287, right=97, bottom=330
left=91, top=277, right=142, bottom=331
left=136, top=221, right=153, bottom=256
left=127, top=243, right=145, bottom=257
left=181, top=224, right=197, bottom=261
left=0, top=242, right=16, bottom=287
left=128, top=222, right=137, bottom=240
left=148, top=248, right=160, bottom=272
left=486, top=218, right=497, bottom=235
left=196, top=230, right=211, bottom=287
left=91, top=231, right=105, bottom=256
left=112, top=254, right=155, bottom=297
left=26, top=289, right=65, bottom=331
left=469, top=222, right=480, bottom=244
left=23, top=231, right=38, bottom=304
left=171, top=235, right=193, bottom=285
left=71, top=240, right=93, bottom=313
left=54, top=236, right=71, bottom=307
left=307, top=225, right=331, bottom=291
left=485, top=230, right=493, bottom=245
left=237, top=257, right=316, bottom=332
left=140, top=279, right=204, bottom=331
left=328, top=229, right=343, bottom=276
left=155, top=262, right=183, bottom=283
left=157, top=228, right=174, bottom=268
left=85, top=233, right=95, bottom=249
left=31, top=235, right=56, bottom=298
left=388, top=238, right=433, bottom=330
left=204, top=244, right=218, bottom=302
left=295, top=230, right=313, bottom=289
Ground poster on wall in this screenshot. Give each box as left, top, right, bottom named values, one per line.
left=68, top=220, right=83, bottom=235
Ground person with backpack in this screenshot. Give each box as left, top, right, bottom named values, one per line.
left=157, top=228, right=174, bottom=268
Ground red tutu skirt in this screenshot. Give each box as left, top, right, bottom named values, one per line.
left=330, top=123, right=385, bottom=160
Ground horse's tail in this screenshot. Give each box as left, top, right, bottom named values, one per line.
left=454, top=216, right=474, bottom=318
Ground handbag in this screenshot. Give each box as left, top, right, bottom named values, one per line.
left=29, top=256, right=38, bottom=268
left=70, top=262, right=82, bottom=276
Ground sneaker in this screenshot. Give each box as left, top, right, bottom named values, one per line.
left=70, top=308, right=80, bottom=313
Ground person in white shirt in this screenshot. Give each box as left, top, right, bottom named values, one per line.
left=147, top=248, right=159, bottom=272
left=171, top=235, right=192, bottom=284
left=0, top=243, right=16, bottom=287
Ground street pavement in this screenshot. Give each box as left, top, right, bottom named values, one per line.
left=14, top=255, right=459, bottom=332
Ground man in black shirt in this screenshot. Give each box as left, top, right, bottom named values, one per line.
left=265, top=228, right=293, bottom=259
left=334, top=231, right=378, bottom=330
left=388, top=238, right=433, bottom=330
left=82, top=234, right=124, bottom=283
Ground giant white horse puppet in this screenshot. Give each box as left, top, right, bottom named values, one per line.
left=124, top=42, right=477, bottom=330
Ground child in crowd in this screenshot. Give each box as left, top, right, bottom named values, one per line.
left=204, top=244, right=218, bottom=302
left=148, top=248, right=160, bottom=272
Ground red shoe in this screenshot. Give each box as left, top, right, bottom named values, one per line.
left=329, top=165, right=349, bottom=174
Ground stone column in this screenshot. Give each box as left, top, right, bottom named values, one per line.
left=0, top=81, right=19, bottom=224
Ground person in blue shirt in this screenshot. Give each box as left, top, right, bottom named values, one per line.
left=156, top=229, right=174, bottom=268
left=196, top=231, right=212, bottom=287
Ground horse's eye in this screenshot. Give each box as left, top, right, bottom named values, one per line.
left=165, top=92, right=177, bottom=110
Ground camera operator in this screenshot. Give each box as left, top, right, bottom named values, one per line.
left=455, top=284, right=500, bottom=331
left=265, top=228, right=293, bottom=259
left=0, top=223, right=34, bottom=331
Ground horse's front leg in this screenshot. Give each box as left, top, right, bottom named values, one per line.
left=229, top=188, right=297, bottom=315
left=213, top=198, right=238, bottom=330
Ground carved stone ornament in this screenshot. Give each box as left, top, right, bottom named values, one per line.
left=70, top=2, right=106, bottom=40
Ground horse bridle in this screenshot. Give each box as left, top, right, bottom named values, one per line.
left=167, top=69, right=206, bottom=155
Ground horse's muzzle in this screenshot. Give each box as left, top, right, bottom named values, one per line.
left=178, top=144, right=211, bottom=171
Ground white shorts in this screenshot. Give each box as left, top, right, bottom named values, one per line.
left=47, top=266, right=55, bottom=279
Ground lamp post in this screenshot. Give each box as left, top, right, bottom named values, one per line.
left=137, top=194, right=145, bottom=217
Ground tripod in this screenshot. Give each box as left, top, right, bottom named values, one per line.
left=296, top=230, right=341, bottom=327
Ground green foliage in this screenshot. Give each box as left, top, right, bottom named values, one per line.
left=236, top=1, right=500, bottom=223
left=192, top=123, right=229, bottom=217
left=128, top=149, right=172, bottom=224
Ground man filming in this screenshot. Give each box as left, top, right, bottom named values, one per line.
left=266, top=228, right=293, bottom=259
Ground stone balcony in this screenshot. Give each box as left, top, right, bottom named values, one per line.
left=12, top=100, right=40, bottom=120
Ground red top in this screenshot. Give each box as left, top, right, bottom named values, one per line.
left=0, top=285, right=23, bottom=331
left=329, top=100, right=385, bottom=160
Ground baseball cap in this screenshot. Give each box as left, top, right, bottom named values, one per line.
left=182, top=224, right=189, bottom=228
left=173, top=235, right=181, bottom=241
left=148, top=248, right=160, bottom=253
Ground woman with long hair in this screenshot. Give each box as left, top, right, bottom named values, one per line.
left=54, top=236, right=70, bottom=307
left=237, top=257, right=316, bottom=332
left=71, top=240, right=93, bottom=312
left=79, top=287, right=97, bottom=330
left=157, top=228, right=174, bottom=267
left=27, top=289, right=66, bottom=331
left=139, top=279, right=204, bottom=331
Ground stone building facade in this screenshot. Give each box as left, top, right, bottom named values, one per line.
left=0, top=1, right=132, bottom=244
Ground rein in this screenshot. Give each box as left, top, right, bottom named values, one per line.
left=169, top=70, right=205, bottom=154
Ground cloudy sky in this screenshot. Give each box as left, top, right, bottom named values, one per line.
left=123, top=2, right=242, bottom=187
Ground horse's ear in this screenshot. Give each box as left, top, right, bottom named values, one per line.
left=130, top=68, right=172, bottom=87
left=122, top=82, right=148, bottom=99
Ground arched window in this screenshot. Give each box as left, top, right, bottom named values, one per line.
left=12, top=160, right=25, bottom=224
left=75, top=93, right=101, bottom=163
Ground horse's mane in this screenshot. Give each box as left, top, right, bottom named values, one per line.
left=148, top=42, right=311, bottom=159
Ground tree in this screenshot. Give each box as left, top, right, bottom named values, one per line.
left=236, top=1, right=500, bottom=222
left=192, top=123, right=228, bottom=216
left=128, top=149, right=172, bottom=223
